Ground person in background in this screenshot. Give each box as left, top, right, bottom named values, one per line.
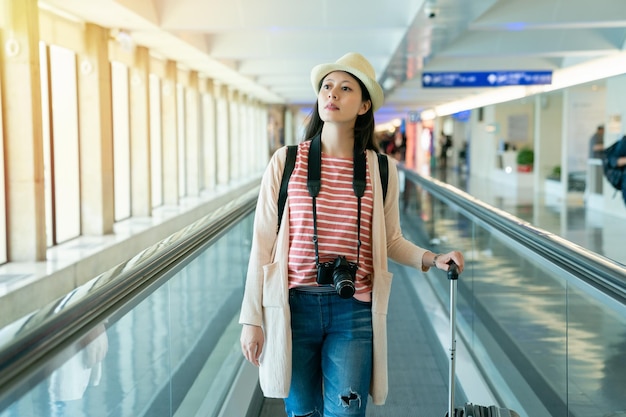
left=439, top=131, right=453, bottom=169
left=589, top=125, right=605, bottom=159
left=239, top=52, right=465, bottom=417
left=385, top=127, right=406, bottom=162
left=385, top=127, right=408, bottom=198
left=608, top=135, right=626, bottom=206
left=377, top=131, right=392, bottom=156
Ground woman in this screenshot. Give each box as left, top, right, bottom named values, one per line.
left=239, top=52, right=465, bottom=417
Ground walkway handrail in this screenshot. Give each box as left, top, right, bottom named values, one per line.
left=0, top=187, right=259, bottom=404
left=401, top=167, right=626, bottom=304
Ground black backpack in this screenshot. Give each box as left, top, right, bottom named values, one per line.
left=277, top=145, right=389, bottom=232
left=602, top=136, right=626, bottom=193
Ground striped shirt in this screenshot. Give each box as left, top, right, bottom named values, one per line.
left=287, top=140, right=374, bottom=301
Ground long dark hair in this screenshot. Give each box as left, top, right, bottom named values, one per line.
left=303, top=73, right=377, bottom=154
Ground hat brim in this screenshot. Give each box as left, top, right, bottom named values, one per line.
left=310, top=63, right=384, bottom=112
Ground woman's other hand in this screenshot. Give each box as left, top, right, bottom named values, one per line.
left=240, top=324, right=265, bottom=366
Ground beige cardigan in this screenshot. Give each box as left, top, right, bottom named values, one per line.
left=239, top=145, right=428, bottom=405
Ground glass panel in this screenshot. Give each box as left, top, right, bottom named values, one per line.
left=111, top=62, right=131, bottom=221
left=0, top=213, right=253, bottom=417
left=400, top=173, right=626, bottom=417
left=49, top=45, right=81, bottom=244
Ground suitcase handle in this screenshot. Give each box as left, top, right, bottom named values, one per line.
left=447, top=261, right=459, bottom=417
left=445, top=262, right=519, bottom=416
left=447, top=261, right=459, bottom=281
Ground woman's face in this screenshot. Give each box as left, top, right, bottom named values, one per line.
left=318, top=71, right=371, bottom=124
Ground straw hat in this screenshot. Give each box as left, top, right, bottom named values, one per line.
left=310, top=52, right=384, bottom=112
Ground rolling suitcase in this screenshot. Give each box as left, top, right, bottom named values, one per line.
left=445, top=263, right=520, bottom=417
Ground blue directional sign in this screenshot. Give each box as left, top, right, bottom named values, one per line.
left=421, top=70, right=552, bottom=88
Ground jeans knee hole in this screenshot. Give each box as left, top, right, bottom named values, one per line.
left=340, top=391, right=361, bottom=408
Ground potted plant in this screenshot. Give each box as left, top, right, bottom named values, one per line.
left=547, top=165, right=561, bottom=181
left=517, top=147, right=534, bottom=172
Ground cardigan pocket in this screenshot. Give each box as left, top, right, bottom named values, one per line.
left=372, top=270, right=393, bottom=315
left=262, top=261, right=287, bottom=307
left=259, top=260, right=292, bottom=398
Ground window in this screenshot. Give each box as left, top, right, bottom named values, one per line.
left=42, top=44, right=81, bottom=245
left=39, top=42, right=53, bottom=247
left=111, top=61, right=131, bottom=221
left=149, top=74, right=163, bottom=208
left=177, top=84, right=186, bottom=197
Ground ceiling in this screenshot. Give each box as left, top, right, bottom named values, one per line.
left=41, top=0, right=626, bottom=125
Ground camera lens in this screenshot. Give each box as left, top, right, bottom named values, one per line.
left=333, top=269, right=355, bottom=299
left=335, top=279, right=355, bottom=298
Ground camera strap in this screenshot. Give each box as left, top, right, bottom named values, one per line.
left=307, top=135, right=364, bottom=267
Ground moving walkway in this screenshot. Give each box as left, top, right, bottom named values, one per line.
left=1, top=169, right=624, bottom=417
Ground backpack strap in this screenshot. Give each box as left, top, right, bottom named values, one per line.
left=377, top=153, right=388, bottom=203
left=277, top=145, right=298, bottom=233
left=276, top=146, right=389, bottom=233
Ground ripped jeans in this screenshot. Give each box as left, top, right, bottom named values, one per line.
left=285, top=288, right=373, bottom=417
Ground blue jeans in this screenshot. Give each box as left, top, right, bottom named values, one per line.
left=285, top=289, right=373, bottom=417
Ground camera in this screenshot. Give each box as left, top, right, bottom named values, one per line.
left=316, top=256, right=357, bottom=299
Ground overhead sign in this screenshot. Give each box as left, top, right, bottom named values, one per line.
left=422, top=70, right=552, bottom=88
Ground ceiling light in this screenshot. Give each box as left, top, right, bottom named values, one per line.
left=112, top=29, right=134, bottom=52
left=421, top=109, right=436, bottom=121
